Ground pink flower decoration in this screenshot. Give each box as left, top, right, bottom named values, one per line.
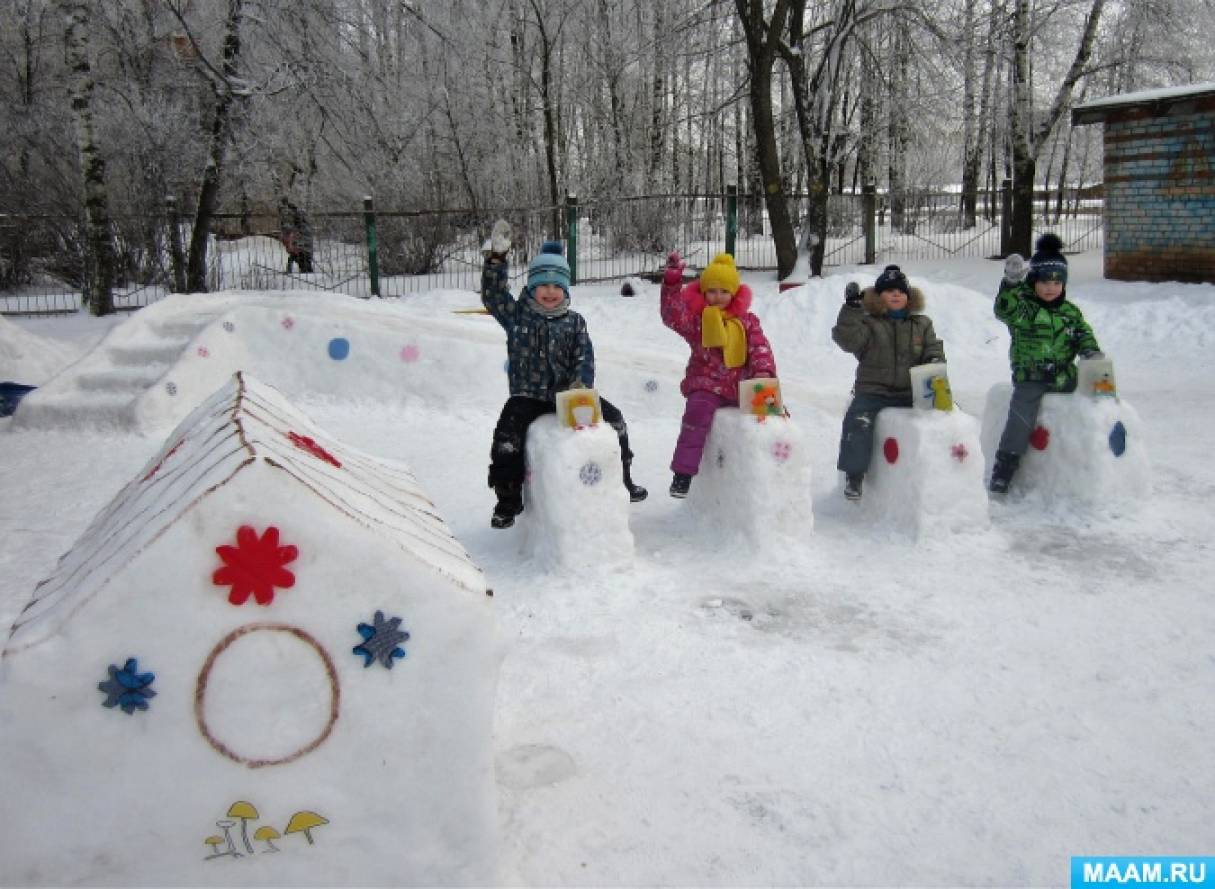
left=281, top=316, right=295, bottom=330
left=771, top=441, right=792, bottom=462
left=400, top=344, right=420, bottom=363
left=197, top=346, right=210, bottom=358
left=950, top=443, right=969, bottom=463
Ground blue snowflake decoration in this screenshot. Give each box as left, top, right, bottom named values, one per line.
left=165, top=381, right=177, bottom=396
left=353, top=610, right=410, bottom=669
left=222, top=320, right=235, bottom=332
left=644, top=379, right=659, bottom=393
left=98, top=657, right=157, bottom=714
left=579, top=461, right=603, bottom=486
left=1109, top=421, right=1127, bottom=457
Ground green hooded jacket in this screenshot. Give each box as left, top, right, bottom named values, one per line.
left=994, top=279, right=1100, bottom=392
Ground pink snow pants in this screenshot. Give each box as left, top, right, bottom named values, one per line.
left=670, top=390, right=732, bottom=475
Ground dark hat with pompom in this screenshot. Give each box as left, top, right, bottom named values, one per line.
left=527, top=241, right=571, bottom=294
left=1028, top=234, right=1067, bottom=284
left=873, top=264, right=910, bottom=295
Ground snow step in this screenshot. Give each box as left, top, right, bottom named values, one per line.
left=107, top=341, right=189, bottom=367
left=12, top=390, right=137, bottom=431
left=75, top=368, right=164, bottom=394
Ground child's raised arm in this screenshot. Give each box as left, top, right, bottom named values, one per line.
left=831, top=281, right=871, bottom=356
left=480, top=220, right=517, bottom=328
left=660, top=250, right=699, bottom=339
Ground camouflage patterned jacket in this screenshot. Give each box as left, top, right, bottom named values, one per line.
left=994, top=280, right=1100, bottom=392
left=481, top=258, right=594, bottom=401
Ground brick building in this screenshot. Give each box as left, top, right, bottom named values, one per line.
left=1073, top=83, right=1215, bottom=283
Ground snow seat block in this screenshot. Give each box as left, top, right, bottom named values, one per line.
left=521, top=414, right=634, bottom=570
left=981, top=383, right=1150, bottom=508
left=686, top=408, right=813, bottom=547
left=850, top=407, right=988, bottom=536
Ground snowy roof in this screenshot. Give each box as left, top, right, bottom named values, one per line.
left=1073, top=82, right=1215, bottom=124
left=5, top=372, right=486, bottom=652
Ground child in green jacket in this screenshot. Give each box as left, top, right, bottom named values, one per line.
left=989, top=234, right=1104, bottom=494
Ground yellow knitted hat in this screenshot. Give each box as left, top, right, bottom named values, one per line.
left=700, top=253, right=741, bottom=296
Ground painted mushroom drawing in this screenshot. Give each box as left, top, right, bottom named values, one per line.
left=284, top=810, right=329, bottom=845
left=226, top=800, right=259, bottom=854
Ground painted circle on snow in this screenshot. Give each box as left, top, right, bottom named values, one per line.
left=1109, top=421, right=1127, bottom=457
left=195, top=623, right=339, bottom=769
left=400, top=344, right=420, bottom=363
left=327, top=338, right=351, bottom=360
left=1029, top=425, right=1051, bottom=450
left=883, top=437, right=899, bottom=464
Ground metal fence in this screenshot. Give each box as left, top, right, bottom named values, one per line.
left=2, top=187, right=1104, bottom=315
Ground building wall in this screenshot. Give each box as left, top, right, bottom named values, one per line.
left=1101, top=96, right=1215, bottom=283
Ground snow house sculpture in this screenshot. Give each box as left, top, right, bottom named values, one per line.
left=0, top=372, right=501, bottom=887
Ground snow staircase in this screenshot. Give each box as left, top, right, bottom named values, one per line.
left=11, top=313, right=223, bottom=431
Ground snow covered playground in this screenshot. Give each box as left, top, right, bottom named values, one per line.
left=1, top=249, right=1212, bottom=887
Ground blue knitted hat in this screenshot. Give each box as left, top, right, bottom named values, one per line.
left=527, top=242, right=571, bottom=295
left=1029, top=233, right=1068, bottom=284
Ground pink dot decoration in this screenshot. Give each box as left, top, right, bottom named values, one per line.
left=400, top=344, right=420, bottom=363
left=1029, top=425, right=1051, bottom=450
left=281, top=316, right=295, bottom=330
left=883, top=437, right=899, bottom=464
left=197, top=346, right=210, bottom=358
left=951, top=442, right=969, bottom=463
left=771, top=441, right=792, bottom=463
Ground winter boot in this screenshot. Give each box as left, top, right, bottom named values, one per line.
left=988, top=450, right=1020, bottom=495
left=844, top=473, right=864, bottom=501
left=669, top=472, right=692, bottom=498
left=623, top=462, right=648, bottom=502
left=491, top=481, right=524, bottom=529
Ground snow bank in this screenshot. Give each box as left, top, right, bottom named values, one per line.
left=0, top=313, right=78, bottom=384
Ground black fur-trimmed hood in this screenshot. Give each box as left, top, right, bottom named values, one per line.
left=861, top=285, right=926, bottom=316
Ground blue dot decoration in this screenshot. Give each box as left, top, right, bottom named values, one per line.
left=328, top=337, right=351, bottom=361
left=1109, top=421, right=1127, bottom=457
left=579, top=462, right=603, bottom=486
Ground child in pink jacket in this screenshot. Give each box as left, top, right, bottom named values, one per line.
left=660, top=251, right=778, bottom=497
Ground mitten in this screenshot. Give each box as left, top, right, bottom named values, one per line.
left=663, top=250, right=685, bottom=286
left=482, top=219, right=513, bottom=259
left=1080, top=350, right=1105, bottom=360
left=844, top=281, right=861, bottom=306
left=1003, top=253, right=1027, bottom=284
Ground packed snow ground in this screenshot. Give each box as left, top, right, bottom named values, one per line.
left=2, top=252, right=1213, bottom=886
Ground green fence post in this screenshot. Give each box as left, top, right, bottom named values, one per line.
left=862, top=185, right=876, bottom=266
left=363, top=195, right=380, bottom=298
left=725, top=183, right=738, bottom=257
left=565, top=193, right=578, bottom=285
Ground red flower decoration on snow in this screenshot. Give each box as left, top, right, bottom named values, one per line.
left=286, top=431, right=342, bottom=468
left=212, top=525, right=299, bottom=606
left=950, top=442, right=969, bottom=463
left=1029, top=425, right=1051, bottom=450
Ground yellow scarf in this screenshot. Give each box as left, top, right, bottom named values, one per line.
left=702, top=306, right=747, bottom=368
